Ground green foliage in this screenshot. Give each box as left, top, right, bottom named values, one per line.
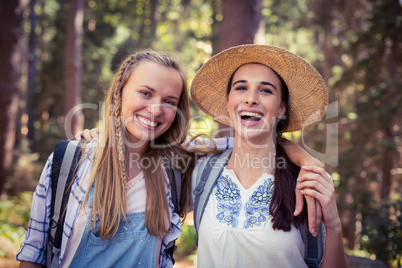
left=174, top=223, right=197, bottom=257
left=0, top=192, right=33, bottom=257
left=263, top=0, right=322, bottom=65
left=360, top=199, right=402, bottom=266
left=0, top=192, right=32, bottom=229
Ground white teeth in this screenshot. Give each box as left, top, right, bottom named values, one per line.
left=137, top=116, right=158, bottom=127
left=240, top=111, right=263, bottom=119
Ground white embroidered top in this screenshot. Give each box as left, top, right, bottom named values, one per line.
left=197, top=167, right=307, bottom=268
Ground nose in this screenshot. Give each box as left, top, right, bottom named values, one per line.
left=244, top=90, right=259, bottom=106
left=147, top=102, right=163, bottom=117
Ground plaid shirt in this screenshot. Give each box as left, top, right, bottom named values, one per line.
left=16, top=144, right=93, bottom=265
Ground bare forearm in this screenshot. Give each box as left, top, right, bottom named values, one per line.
left=320, top=222, right=349, bottom=268
left=278, top=137, right=323, bottom=167
left=19, top=261, right=42, bottom=268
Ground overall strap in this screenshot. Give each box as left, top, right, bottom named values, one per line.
left=193, top=149, right=232, bottom=234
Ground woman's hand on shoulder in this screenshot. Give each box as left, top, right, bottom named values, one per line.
left=279, top=137, right=325, bottom=236
left=75, top=128, right=100, bottom=141
left=294, top=166, right=323, bottom=237
left=296, top=166, right=341, bottom=232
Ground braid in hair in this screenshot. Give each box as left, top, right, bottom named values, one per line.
left=112, top=55, right=136, bottom=187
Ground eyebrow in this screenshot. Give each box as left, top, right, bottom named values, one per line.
left=261, top=81, right=277, bottom=90
left=141, top=85, right=180, bottom=100
left=232, top=80, right=277, bottom=90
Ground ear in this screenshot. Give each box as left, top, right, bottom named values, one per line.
left=278, top=104, right=286, bottom=118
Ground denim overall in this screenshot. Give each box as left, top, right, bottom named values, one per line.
left=70, top=185, right=158, bottom=267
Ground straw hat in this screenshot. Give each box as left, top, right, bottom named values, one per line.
left=190, top=44, right=328, bottom=132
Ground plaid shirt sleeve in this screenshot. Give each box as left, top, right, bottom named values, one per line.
left=186, top=136, right=234, bottom=150
left=16, top=153, right=54, bottom=265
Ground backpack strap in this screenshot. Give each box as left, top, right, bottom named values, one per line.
left=300, top=218, right=326, bottom=267
left=166, top=166, right=182, bottom=215
left=47, top=140, right=81, bottom=267
left=165, top=165, right=182, bottom=264
left=299, top=176, right=329, bottom=267
left=193, top=149, right=232, bottom=235
left=173, top=167, right=182, bottom=204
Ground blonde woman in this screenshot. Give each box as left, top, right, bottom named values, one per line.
left=17, top=51, right=200, bottom=267
left=18, top=50, right=322, bottom=268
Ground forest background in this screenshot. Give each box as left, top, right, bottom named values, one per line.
left=0, top=0, right=401, bottom=267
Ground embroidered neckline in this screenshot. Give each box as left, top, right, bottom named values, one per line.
left=223, top=167, right=274, bottom=191
left=125, top=171, right=144, bottom=189
left=214, top=171, right=275, bottom=229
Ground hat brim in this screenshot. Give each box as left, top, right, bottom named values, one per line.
left=190, top=44, right=328, bottom=132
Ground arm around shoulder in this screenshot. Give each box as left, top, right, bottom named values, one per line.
left=278, top=137, right=323, bottom=167
left=187, top=136, right=234, bottom=151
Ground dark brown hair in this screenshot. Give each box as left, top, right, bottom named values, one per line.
left=270, top=69, right=306, bottom=230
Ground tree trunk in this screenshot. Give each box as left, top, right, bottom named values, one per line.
left=219, top=0, right=262, bottom=51
left=150, top=0, right=158, bottom=37
left=0, top=0, right=27, bottom=195
left=65, top=0, right=84, bottom=139
left=27, top=0, right=38, bottom=141
left=379, top=1, right=400, bottom=200
left=208, top=0, right=221, bottom=55
left=215, top=0, right=262, bottom=137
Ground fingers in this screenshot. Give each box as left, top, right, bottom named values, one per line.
left=90, top=128, right=100, bottom=139
left=300, top=165, right=331, bottom=184
left=294, top=186, right=304, bottom=216
left=297, top=171, right=333, bottom=197
left=76, top=128, right=100, bottom=141
left=294, top=167, right=309, bottom=216
left=297, top=168, right=336, bottom=222
left=82, top=129, right=92, bottom=141
left=300, top=186, right=340, bottom=230
left=297, top=165, right=331, bottom=235
left=294, top=166, right=324, bottom=235
left=298, top=167, right=332, bottom=193
left=315, top=200, right=323, bottom=232
left=305, top=195, right=318, bottom=236
left=75, top=131, right=83, bottom=140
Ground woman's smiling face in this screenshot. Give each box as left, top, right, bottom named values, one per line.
left=120, top=61, right=182, bottom=144
left=227, top=63, right=286, bottom=144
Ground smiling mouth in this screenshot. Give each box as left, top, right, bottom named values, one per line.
left=136, top=115, right=160, bottom=128
left=239, top=111, right=263, bottom=122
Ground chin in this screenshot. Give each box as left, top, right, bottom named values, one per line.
left=236, top=126, right=272, bottom=140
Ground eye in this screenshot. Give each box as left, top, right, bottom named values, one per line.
left=139, top=90, right=151, bottom=97
left=261, top=88, right=273, bottom=94
left=164, top=99, right=177, bottom=106
left=234, top=86, right=247, bottom=91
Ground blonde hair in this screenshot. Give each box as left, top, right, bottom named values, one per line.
left=82, top=50, right=200, bottom=238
